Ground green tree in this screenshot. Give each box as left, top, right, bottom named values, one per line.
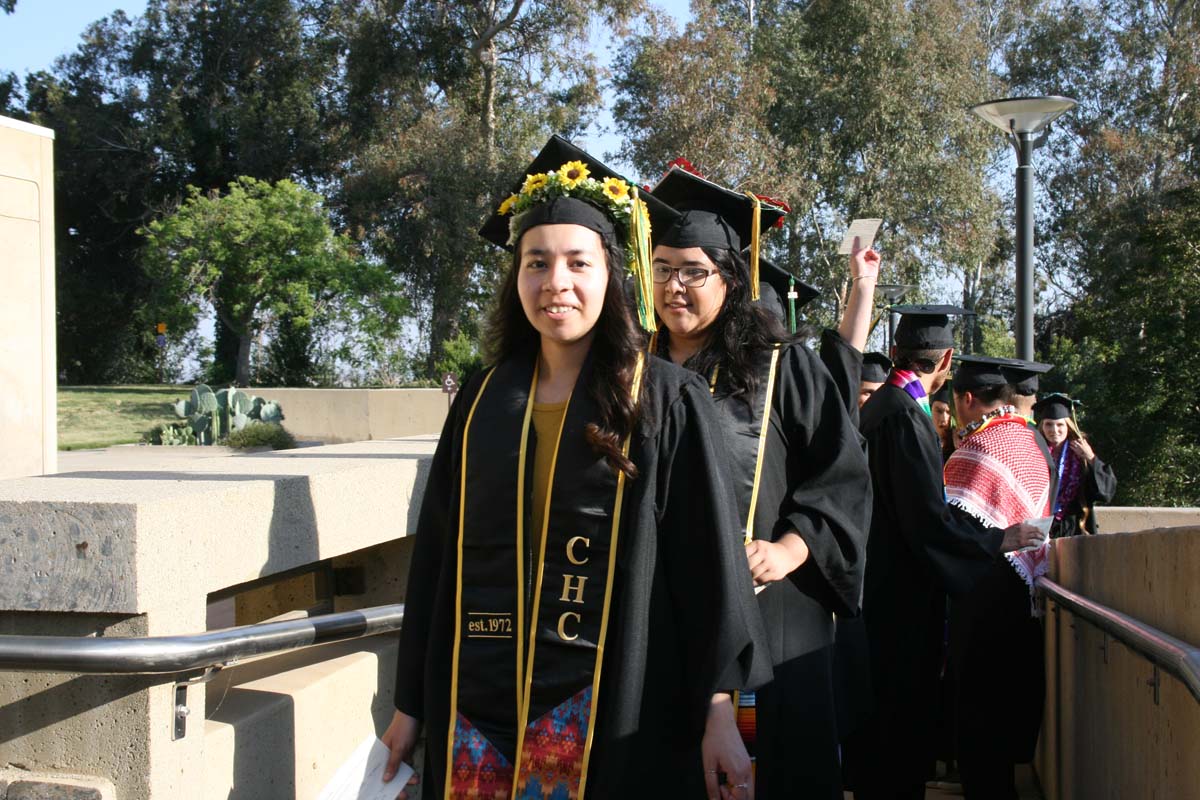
left=333, top=0, right=642, bottom=375
left=614, top=0, right=1010, bottom=330
left=21, top=12, right=167, bottom=383
left=1040, top=184, right=1200, bottom=506
left=141, top=177, right=402, bottom=386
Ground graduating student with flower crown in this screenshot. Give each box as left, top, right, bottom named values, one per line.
left=647, top=166, right=873, bottom=799
left=381, top=136, right=770, bottom=800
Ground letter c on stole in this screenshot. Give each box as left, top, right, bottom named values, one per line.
left=557, top=612, right=581, bottom=641
left=566, top=536, right=590, bottom=565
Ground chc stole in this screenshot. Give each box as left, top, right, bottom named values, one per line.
left=446, top=351, right=643, bottom=800
left=943, top=411, right=1052, bottom=601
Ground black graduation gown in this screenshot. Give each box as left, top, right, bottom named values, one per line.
left=393, top=354, right=771, bottom=799
left=847, top=384, right=1007, bottom=798
left=709, top=343, right=872, bottom=799
left=818, top=328, right=864, bottom=428
left=1050, top=452, right=1117, bottom=537
left=815, top=329, right=876, bottom=746
left=949, top=522, right=1044, bottom=798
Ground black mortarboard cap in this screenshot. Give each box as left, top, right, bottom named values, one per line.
left=892, top=305, right=972, bottom=349
left=479, top=134, right=678, bottom=250
left=1005, top=359, right=1054, bottom=395
left=931, top=384, right=952, bottom=405
left=752, top=253, right=820, bottom=323
left=861, top=352, right=893, bottom=384
left=1033, top=393, right=1078, bottom=421
left=953, top=354, right=1017, bottom=391
left=649, top=167, right=787, bottom=252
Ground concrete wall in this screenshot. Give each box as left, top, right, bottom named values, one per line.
left=247, top=387, right=449, bottom=443
left=1093, top=506, right=1200, bottom=534
left=0, top=116, right=56, bottom=480
left=0, top=437, right=436, bottom=799
left=1039, top=527, right=1200, bottom=800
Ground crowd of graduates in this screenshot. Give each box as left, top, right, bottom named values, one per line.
left=379, top=136, right=1115, bottom=800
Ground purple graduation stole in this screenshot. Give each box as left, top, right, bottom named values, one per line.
left=445, top=351, right=643, bottom=800
left=887, top=368, right=932, bottom=417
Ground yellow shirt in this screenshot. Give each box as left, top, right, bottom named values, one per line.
left=530, top=400, right=568, bottom=558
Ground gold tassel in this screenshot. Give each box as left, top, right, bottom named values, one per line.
left=629, top=187, right=657, bottom=333
left=744, top=192, right=762, bottom=301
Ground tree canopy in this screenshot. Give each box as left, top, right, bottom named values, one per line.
left=5, top=0, right=1198, bottom=502
left=141, top=177, right=403, bottom=386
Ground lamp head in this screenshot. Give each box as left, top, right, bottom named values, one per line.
left=970, top=96, right=1077, bottom=135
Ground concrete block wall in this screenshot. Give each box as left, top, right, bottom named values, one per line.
left=246, top=388, right=450, bottom=444
left=0, top=115, right=56, bottom=480
left=0, top=437, right=436, bottom=799
left=1039, top=527, right=1200, bottom=800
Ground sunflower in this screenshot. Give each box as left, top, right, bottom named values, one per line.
left=557, top=160, right=590, bottom=189
left=497, top=193, right=519, bottom=215
left=522, top=172, right=549, bottom=194
left=601, top=177, right=631, bottom=204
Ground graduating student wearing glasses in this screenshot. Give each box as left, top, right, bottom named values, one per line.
left=647, top=167, right=873, bottom=799
left=380, top=137, right=770, bottom=800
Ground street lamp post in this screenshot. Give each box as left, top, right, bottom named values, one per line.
left=969, top=96, right=1077, bottom=360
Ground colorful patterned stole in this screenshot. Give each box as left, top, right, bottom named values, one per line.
left=886, top=368, right=931, bottom=417
left=1051, top=443, right=1084, bottom=521
left=447, top=351, right=644, bottom=800
left=944, top=408, right=1053, bottom=605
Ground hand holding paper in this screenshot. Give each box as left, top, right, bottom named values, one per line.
left=317, top=735, right=415, bottom=800
left=837, top=218, right=883, bottom=255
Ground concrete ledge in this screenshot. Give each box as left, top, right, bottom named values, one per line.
left=1093, top=506, right=1200, bottom=534
left=203, top=636, right=399, bottom=800
left=0, top=770, right=114, bottom=800
left=0, top=437, right=436, bottom=628
left=245, top=388, right=449, bottom=443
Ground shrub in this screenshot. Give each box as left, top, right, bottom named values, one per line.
left=223, top=423, right=297, bottom=450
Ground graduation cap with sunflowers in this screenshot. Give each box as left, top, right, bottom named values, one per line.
left=479, top=135, right=679, bottom=333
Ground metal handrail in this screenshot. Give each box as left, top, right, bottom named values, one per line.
left=0, top=603, right=404, bottom=675
left=1036, top=577, right=1200, bottom=704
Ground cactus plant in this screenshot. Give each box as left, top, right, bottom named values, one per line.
left=258, top=401, right=284, bottom=424
left=154, top=384, right=286, bottom=446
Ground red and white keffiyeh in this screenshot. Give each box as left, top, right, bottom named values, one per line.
left=944, top=412, right=1052, bottom=604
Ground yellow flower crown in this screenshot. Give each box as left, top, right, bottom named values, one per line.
left=498, top=161, right=638, bottom=230
left=497, top=160, right=657, bottom=331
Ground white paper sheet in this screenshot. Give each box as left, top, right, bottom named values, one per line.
left=837, top=218, right=883, bottom=255
left=317, top=735, right=415, bottom=800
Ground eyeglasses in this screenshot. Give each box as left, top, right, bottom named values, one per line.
left=651, top=265, right=719, bottom=287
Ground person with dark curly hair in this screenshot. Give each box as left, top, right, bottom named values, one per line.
left=648, top=166, right=873, bottom=799
left=381, top=137, right=770, bottom=800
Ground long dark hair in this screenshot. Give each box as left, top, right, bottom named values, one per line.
left=485, top=229, right=644, bottom=478
left=658, top=246, right=791, bottom=404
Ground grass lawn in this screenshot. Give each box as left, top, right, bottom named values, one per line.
left=58, top=385, right=192, bottom=450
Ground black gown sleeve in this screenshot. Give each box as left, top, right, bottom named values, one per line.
left=657, top=374, right=773, bottom=723
left=392, top=378, right=477, bottom=718
left=774, top=345, right=872, bottom=615
left=873, top=405, right=1005, bottom=596
left=1088, top=456, right=1117, bottom=505
left=818, top=327, right=864, bottom=424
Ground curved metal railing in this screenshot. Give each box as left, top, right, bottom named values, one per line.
left=0, top=603, right=404, bottom=675
left=1036, top=577, right=1200, bottom=704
